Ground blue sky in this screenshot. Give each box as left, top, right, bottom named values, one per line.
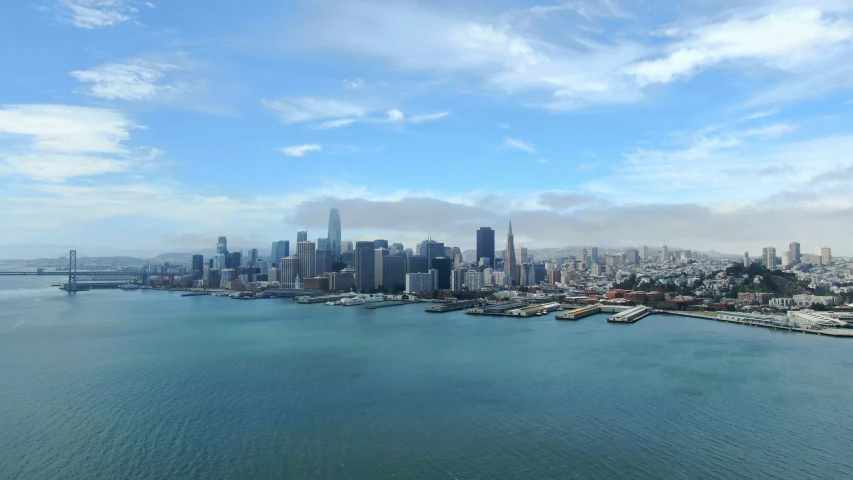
left=1, top=0, right=853, bottom=257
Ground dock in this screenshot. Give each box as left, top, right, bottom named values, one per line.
left=467, top=301, right=531, bottom=316
left=181, top=292, right=211, bottom=297
left=607, top=306, right=652, bottom=323
left=556, top=305, right=601, bottom=320
left=658, top=310, right=853, bottom=338
left=426, top=300, right=483, bottom=313
left=365, top=301, right=415, bottom=309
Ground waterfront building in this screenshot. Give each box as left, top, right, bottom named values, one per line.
left=504, top=221, right=518, bottom=286
left=281, top=257, right=299, bottom=288
left=763, top=246, right=777, bottom=270
left=217, top=236, right=228, bottom=255
left=303, top=277, right=329, bottom=291
left=406, top=255, right=429, bottom=274
left=354, top=241, right=376, bottom=292
left=316, top=249, right=334, bottom=276
left=374, top=248, right=390, bottom=288
left=327, top=208, right=342, bottom=257
left=476, top=227, right=495, bottom=267
left=406, top=272, right=436, bottom=294
left=271, top=241, right=290, bottom=266
left=297, top=231, right=308, bottom=243
left=381, top=255, right=406, bottom=292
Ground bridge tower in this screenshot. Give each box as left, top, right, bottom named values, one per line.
left=68, top=250, right=78, bottom=292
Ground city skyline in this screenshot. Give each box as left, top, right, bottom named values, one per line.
left=2, top=1, right=853, bottom=255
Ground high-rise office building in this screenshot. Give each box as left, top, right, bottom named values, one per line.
left=406, top=255, right=429, bottom=274
left=625, top=249, right=639, bottom=265
left=192, top=254, right=204, bottom=279
left=327, top=208, right=342, bottom=257
left=213, top=253, right=226, bottom=271
left=381, top=255, right=406, bottom=292
left=317, top=238, right=331, bottom=251
left=248, top=248, right=259, bottom=267
left=465, top=270, right=484, bottom=291
left=341, top=241, right=353, bottom=253
left=744, top=252, right=749, bottom=267
left=451, top=267, right=468, bottom=292
left=789, top=242, right=801, bottom=265
left=661, top=245, right=669, bottom=263
left=374, top=248, right=389, bottom=288
left=316, top=249, right=334, bottom=276
left=641, top=245, right=649, bottom=261
left=406, top=272, right=436, bottom=294
left=589, top=247, right=598, bottom=265
left=763, top=247, right=777, bottom=270
left=217, top=236, right=228, bottom=255
left=373, top=239, right=389, bottom=249
left=390, top=243, right=405, bottom=255
left=228, top=251, right=241, bottom=269
left=504, top=221, right=517, bottom=286
left=281, top=257, right=299, bottom=288
left=354, top=241, right=375, bottom=292
left=297, top=241, right=316, bottom=279
left=297, top=231, right=308, bottom=243
left=271, top=241, right=290, bottom=266
left=418, top=239, right=446, bottom=270
left=432, top=257, right=453, bottom=289
left=453, top=253, right=463, bottom=268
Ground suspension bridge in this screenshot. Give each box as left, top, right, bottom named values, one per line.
left=1, top=250, right=150, bottom=292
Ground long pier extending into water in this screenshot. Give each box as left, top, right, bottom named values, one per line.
left=426, top=300, right=483, bottom=313
left=657, top=310, right=853, bottom=338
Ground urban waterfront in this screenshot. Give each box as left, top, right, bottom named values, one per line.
left=3, top=276, right=853, bottom=480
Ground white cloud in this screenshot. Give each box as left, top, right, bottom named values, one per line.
left=343, top=78, right=364, bottom=89
left=145, top=1, right=155, bottom=8
left=739, top=108, right=779, bottom=122
left=409, top=112, right=449, bottom=123
left=262, top=97, right=367, bottom=124
left=0, top=104, right=136, bottom=153
left=384, top=108, right=404, bottom=122
left=317, top=118, right=358, bottom=129
left=1, top=154, right=132, bottom=182
left=70, top=59, right=184, bottom=101
left=279, top=144, right=322, bottom=157
left=59, top=0, right=133, bottom=29
left=742, top=123, right=799, bottom=138
left=504, top=137, right=537, bottom=153
left=626, top=8, right=853, bottom=86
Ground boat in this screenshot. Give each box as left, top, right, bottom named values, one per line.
left=325, top=301, right=340, bottom=306
left=340, top=297, right=365, bottom=306
left=118, top=283, right=139, bottom=290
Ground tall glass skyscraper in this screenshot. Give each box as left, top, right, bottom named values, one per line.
left=327, top=208, right=342, bottom=258
left=476, top=227, right=495, bottom=267
left=270, top=241, right=289, bottom=266
left=216, top=236, right=228, bottom=255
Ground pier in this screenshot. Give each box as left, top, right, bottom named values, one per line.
left=607, top=306, right=652, bottom=323
left=426, top=300, right=483, bottom=313
left=556, top=305, right=601, bottom=320
left=365, top=301, right=417, bottom=309
left=658, top=310, right=853, bottom=338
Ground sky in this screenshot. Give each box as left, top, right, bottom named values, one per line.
left=1, top=0, right=853, bottom=258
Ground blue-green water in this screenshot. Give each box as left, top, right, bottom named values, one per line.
left=2, top=276, right=853, bottom=480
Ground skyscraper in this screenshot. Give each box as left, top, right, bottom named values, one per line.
left=374, top=239, right=389, bottom=249
left=641, top=245, right=649, bottom=262
left=316, top=249, right=333, bottom=276
left=271, top=241, right=290, bottom=266
left=818, top=246, right=832, bottom=265
left=297, top=241, right=316, bottom=279
left=297, top=231, right=308, bottom=243
left=504, top=221, right=517, bottom=286
left=354, top=241, right=375, bottom=292
left=216, top=236, right=228, bottom=255
left=327, top=208, right=342, bottom=257
left=763, top=247, right=777, bottom=270
left=374, top=247, right=389, bottom=288
left=248, top=248, right=259, bottom=267
left=589, top=247, right=598, bottom=265
left=661, top=245, right=669, bottom=263
left=789, top=242, right=801, bottom=265
left=744, top=251, right=749, bottom=267
left=281, top=257, right=299, bottom=288
left=192, top=254, right=204, bottom=279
